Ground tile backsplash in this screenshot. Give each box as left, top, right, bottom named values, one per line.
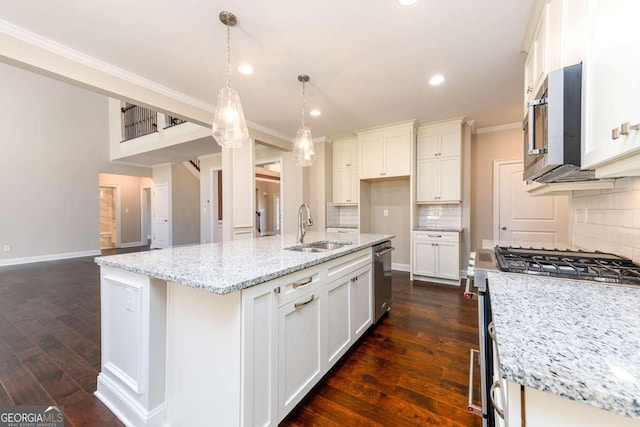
left=326, top=202, right=358, bottom=227
left=417, top=204, right=462, bottom=229
left=571, top=177, right=640, bottom=263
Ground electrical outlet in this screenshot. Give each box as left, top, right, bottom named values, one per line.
left=3, top=244, right=11, bottom=252
left=124, top=208, right=129, bottom=213
left=383, top=209, right=389, bottom=217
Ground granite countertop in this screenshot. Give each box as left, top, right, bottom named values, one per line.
left=488, top=271, right=640, bottom=420
left=325, top=224, right=359, bottom=229
left=95, top=232, right=393, bottom=295
left=413, top=227, right=462, bottom=232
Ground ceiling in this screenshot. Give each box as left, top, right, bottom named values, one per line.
left=0, top=0, right=534, bottom=140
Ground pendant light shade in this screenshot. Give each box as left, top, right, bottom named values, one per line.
left=212, top=11, right=250, bottom=148
left=212, top=87, right=249, bottom=148
left=292, top=74, right=316, bottom=166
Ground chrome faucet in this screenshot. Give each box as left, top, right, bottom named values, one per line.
left=297, top=203, right=313, bottom=244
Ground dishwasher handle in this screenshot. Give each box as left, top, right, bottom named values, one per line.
left=375, top=247, right=395, bottom=257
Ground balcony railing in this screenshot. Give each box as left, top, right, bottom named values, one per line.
left=121, top=104, right=158, bottom=142
left=165, top=115, right=187, bottom=129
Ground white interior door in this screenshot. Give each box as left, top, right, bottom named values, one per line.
left=495, top=161, right=569, bottom=244
left=152, top=183, right=170, bottom=249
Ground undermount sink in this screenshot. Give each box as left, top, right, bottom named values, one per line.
left=285, top=241, right=353, bottom=252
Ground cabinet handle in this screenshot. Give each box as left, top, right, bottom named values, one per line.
left=427, top=234, right=442, bottom=238
left=621, top=122, right=630, bottom=136
left=490, top=381, right=505, bottom=420
left=488, top=321, right=496, bottom=341
left=380, top=172, right=386, bottom=176
left=346, top=163, right=351, bottom=166
left=346, top=199, right=351, bottom=202
left=292, top=277, right=312, bottom=289
left=294, top=294, right=315, bottom=309
left=631, top=123, right=640, bottom=131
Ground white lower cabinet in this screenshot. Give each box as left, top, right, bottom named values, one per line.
left=278, top=291, right=323, bottom=418
left=242, top=249, right=373, bottom=426
left=412, top=231, right=460, bottom=281
left=350, top=267, right=373, bottom=340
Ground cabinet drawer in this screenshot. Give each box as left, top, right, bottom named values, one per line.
left=277, top=267, right=323, bottom=307
left=413, top=231, right=459, bottom=242
left=326, top=248, right=372, bottom=282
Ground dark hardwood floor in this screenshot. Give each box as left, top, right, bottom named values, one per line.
left=0, top=252, right=480, bottom=426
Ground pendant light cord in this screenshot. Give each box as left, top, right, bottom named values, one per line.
left=301, top=80, right=306, bottom=127
left=226, top=24, right=232, bottom=89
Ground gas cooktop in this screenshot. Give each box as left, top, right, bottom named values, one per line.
left=494, top=246, right=640, bottom=286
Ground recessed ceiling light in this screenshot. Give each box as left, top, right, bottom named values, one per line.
left=238, top=64, right=254, bottom=75
left=310, top=109, right=321, bottom=117
left=398, top=0, right=419, bottom=5
left=429, top=74, right=446, bottom=86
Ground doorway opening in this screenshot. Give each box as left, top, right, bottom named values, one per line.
left=141, top=187, right=152, bottom=246
left=209, top=169, right=223, bottom=243
left=255, top=160, right=282, bottom=237
left=99, top=185, right=120, bottom=249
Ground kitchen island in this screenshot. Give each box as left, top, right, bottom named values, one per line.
left=94, top=231, right=393, bottom=427
left=488, top=271, right=640, bottom=426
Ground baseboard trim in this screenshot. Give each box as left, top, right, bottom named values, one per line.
left=0, top=249, right=101, bottom=267
left=121, top=241, right=144, bottom=248
left=96, top=374, right=165, bottom=427
left=392, top=263, right=410, bottom=272
left=413, top=275, right=459, bottom=286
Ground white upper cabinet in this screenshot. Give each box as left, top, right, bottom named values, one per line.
left=523, top=0, right=640, bottom=174
left=416, top=120, right=462, bottom=203
left=332, top=138, right=359, bottom=205
left=581, top=0, right=640, bottom=171
left=357, top=121, right=415, bottom=180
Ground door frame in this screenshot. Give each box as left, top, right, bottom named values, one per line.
left=492, top=159, right=522, bottom=240
left=99, top=184, right=121, bottom=248
left=255, top=156, right=284, bottom=235
left=140, top=186, right=152, bottom=246
left=209, top=166, right=223, bottom=243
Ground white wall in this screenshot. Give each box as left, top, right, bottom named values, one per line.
left=0, top=63, right=150, bottom=263
left=571, top=177, right=640, bottom=263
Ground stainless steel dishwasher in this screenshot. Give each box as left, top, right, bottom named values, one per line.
left=373, top=241, right=394, bottom=323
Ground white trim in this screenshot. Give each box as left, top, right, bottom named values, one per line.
left=391, top=263, right=410, bottom=272
left=140, top=186, right=152, bottom=246
left=474, top=122, right=522, bottom=135
left=209, top=166, right=223, bottom=244
left=95, top=374, right=165, bottom=427
left=120, top=241, right=144, bottom=249
left=247, top=120, right=294, bottom=145
left=0, top=249, right=101, bottom=266
left=492, top=159, right=523, bottom=240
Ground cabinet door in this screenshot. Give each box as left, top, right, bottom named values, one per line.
left=532, top=15, right=546, bottom=93
left=350, top=267, right=372, bottom=340
left=333, top=168, right=349, bottom=204
left=416, top=158, right=438, bottom=202
left=413, top=241, right=436, bottom=276
left=242, top=283, right=279, bottom=427
left=384, top=133, right=411, bottom=177
left=348, top=168, right=359, bottom=204
left=325, top=277, right=351, bottom=367
left=359, top=135, right=385, bottom=179
left=435, top=242, right=459, bottom=280
left=333, top=141, right=353, bottom=169
left=524, top=50, right=535, bottom=110
left=439, top=156, right=461, bottom=202
left=278, top=292, right=322, bottom=418
left=439, top=129, right=461, bottom=158
left=417, top=130, right=439, bottom=159
left=582, top=0, right=640, bottom=168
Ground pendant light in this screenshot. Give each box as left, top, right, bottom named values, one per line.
left=292, top=74, right=316, bottom=166
left=211, top=11, right=250, bottom=148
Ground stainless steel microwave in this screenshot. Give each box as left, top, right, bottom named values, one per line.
left=522, top=63, right=595, bottom=183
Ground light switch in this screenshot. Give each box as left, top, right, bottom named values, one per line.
left=124, top=208, right=129, bottom=213
left=3, top=244, right=11, bottom=252
left=383, top=209, right=389, bottom=217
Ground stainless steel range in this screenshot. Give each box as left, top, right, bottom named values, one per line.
left=462, top=246, right=640, bottom=427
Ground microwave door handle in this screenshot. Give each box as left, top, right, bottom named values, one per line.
left=528, top=98, right=548, bottom=155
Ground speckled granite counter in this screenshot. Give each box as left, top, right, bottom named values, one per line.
left=95, top=232, right=393, bottom=295
left=325, top=224, right=359, bottom=229
left=488, top=271, right=640, bottom=420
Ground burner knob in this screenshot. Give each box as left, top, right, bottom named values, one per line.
left=469, top=259, right=475, bottom=267
left=469, top=252, right=476, bottom=260
left=467, top=266, right=475, bottom=278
